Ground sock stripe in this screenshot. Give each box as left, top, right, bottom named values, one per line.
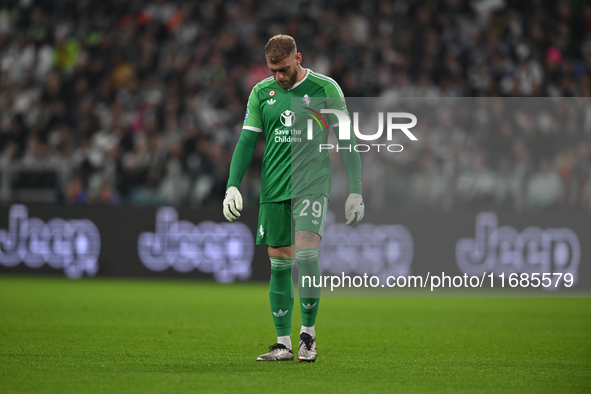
left=295, top=249, right=318, bottom=257
left=270, top=257, right=295, bottom=268
left=296, top=250, right=318, bottom=262
left=296, top=250, right=318, bottom=255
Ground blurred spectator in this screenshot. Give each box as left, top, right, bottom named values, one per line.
left=409, top=152, right=443, bottom=207
left=66, top=173, right=87, bottom=204
left=456, top=150, right=497, bottom=207
left=526, top=158, right=564, bottom=209
left=493, top=157, right=521, bottom=209
left=94, top=181, right=120, bottom=205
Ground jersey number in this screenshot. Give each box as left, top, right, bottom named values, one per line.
left=299, top=199, right=322, bottom=218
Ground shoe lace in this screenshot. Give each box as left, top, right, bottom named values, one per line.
left=300, top=334, right=313, bottom=351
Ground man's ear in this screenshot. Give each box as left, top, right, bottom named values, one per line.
left=295, top=52, right=302, bottom=66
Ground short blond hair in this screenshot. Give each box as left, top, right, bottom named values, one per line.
left=265, top=35, right=297, bottom=64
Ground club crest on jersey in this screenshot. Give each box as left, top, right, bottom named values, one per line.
left=280, top=110, right=296, bottom=127
left=269, top=90, right=276, bottom=97
left=302, top=94, right=311, bottom=106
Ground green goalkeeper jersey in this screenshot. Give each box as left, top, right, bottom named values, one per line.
left=228, top=68, right=362, bottom=203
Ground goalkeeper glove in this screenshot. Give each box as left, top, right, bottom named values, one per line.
left=345, top=193, right=364, bottom=226
left=223, top=186, right=243, bottom=222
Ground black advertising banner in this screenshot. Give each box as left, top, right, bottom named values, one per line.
left=0, top=203, right=588, bottom=292
left=0, top=203, right=264, bottom=282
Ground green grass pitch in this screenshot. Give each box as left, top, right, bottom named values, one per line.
left=1, top=276, right=589, bottom=393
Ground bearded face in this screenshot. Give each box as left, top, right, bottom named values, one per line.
left=267, top=53, right=302, bottom=90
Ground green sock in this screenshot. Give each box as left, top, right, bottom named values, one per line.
left=296, top=248, right=321, bottom=327
left=269, top=257, right=295, bottom=337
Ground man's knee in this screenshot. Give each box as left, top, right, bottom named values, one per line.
left=267, top=245, right=292, bottom=258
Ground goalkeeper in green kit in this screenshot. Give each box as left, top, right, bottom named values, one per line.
left=223, top=35, right=364, bottom=362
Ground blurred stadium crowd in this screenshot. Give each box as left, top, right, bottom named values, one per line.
left=1, top=0, right=590, bottom=210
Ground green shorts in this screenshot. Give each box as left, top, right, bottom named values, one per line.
left=256, top=194, right=329, bottom=246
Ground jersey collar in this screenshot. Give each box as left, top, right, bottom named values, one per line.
left=288, top=68, right=310, bottom=91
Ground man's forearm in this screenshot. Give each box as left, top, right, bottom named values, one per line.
left=227, top=129, right=259, bottom=189
left=338, top=137, right=362, bottom=194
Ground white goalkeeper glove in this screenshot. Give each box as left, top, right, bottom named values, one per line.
left=345, top=193, right=364, bottom=226
left=223, top=186, right=243, bottom=222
